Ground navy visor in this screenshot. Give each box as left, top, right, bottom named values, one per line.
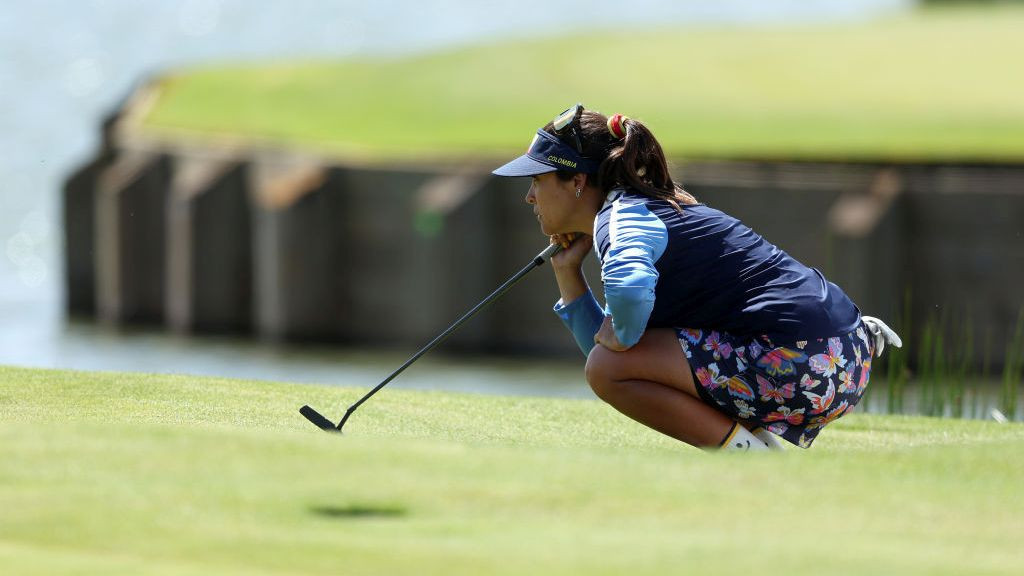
left=492, top=130, right=600, bottom=176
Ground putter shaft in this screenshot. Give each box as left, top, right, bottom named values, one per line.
left=300, top=243, right=562, bottom=433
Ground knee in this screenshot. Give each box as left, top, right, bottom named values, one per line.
left=585, top=345, right=621, bottom=401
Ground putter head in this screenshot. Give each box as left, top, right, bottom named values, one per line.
left=300, top=405, right=341, bottom=433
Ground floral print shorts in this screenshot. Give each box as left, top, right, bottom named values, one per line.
left=676, top=322, right=874, bottom=448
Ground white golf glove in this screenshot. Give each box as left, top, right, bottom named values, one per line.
left=861, top=315, right=902, bottom=357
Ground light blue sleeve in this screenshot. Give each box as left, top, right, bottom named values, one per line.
left=602, top=201, right=668, bottom=348
left=553, top=289, right=604, bottom=356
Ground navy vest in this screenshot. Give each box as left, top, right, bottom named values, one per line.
left=594, top=191, right=861, bottom=341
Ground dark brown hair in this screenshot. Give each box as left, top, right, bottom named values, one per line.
left=544, top=110, right=697, bottom=208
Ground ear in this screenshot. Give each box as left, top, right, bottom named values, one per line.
left=572, top=172, right=588, bottom=190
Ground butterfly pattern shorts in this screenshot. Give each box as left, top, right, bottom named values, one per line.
left=676, top=322, right=874, bottom=448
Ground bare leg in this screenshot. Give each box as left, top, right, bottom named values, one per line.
left=585, top=328, right=737, bottom=448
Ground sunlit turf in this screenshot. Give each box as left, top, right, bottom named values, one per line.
left=1, top=364, right=1023, bottom=575
left=141, top=5, right=1024, bottom=163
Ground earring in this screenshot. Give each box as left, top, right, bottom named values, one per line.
left=576, top=188, right=582, bottom=198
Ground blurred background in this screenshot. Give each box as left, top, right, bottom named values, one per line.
left=2, top=0, right=1022, bottom=416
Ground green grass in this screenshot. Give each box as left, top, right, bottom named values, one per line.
left=141, top=5, right=1024, bottom=163
left=2, top=365, right=1023, bottom=575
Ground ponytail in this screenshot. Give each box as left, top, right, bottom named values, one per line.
left=546, top=110, right=696, bottom=209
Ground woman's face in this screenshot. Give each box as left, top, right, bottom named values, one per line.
left=524, top=172, right=577, bottom=235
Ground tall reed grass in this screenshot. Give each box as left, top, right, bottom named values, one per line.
left=1001, top=307, right=1024, bottom=419
left=871, top=294, right=1021, bottom=422
left=883, top=288, right=912, bottom=414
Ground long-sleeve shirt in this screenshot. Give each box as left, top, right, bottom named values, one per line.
left=554, top=188, right=861, bottom=356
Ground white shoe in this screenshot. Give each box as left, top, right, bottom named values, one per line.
left=752, top=427, right=786, bottom=451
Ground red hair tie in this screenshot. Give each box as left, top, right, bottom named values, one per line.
left=607, top=114, right=628, bottom=139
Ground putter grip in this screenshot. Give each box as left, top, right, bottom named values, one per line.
left=536, top=242, right=562, bottom=263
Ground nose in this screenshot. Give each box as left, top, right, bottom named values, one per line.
left=524, top=183, right=536, bottom=205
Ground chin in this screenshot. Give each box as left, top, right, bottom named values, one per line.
left=538, top=217, right=567, bottom=237
left=540, top=224, right=565, bottom=237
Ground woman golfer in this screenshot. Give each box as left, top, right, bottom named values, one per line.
left=492, top=104, right=901, bottom=451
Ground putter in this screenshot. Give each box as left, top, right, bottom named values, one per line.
left=300, top=242, right=563, bottom=433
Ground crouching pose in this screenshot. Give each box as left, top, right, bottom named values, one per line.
left=492, top=104, right=901, bottom=451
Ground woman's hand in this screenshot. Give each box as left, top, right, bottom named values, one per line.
left=550, top=233, right=593, bottom=272
left=549, top=233, right=593, bottom=306
left=594, top=315, right=629, bottom=351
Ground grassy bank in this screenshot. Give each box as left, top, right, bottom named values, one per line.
left=1, top=365, right=1023, bottom=575
left=142, top=5, right=1024, bottom=162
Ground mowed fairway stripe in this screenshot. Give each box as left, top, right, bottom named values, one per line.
left=0, top=366, right=1022, bottom=575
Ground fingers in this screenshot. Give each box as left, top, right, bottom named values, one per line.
left=550, top=233, right=578, bottom=249
left=594, top=315, right=614, bottom=346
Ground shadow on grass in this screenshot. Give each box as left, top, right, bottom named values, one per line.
left=309, top=504, right=408, bottom=520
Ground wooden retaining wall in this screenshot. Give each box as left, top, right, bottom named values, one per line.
left=62, top=88, right=1024, bottom=365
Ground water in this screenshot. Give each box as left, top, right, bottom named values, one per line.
left=0, top=0, right=913, bottom=395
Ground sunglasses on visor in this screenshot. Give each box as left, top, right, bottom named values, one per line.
left=552, top=103, right=584, bottom=154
